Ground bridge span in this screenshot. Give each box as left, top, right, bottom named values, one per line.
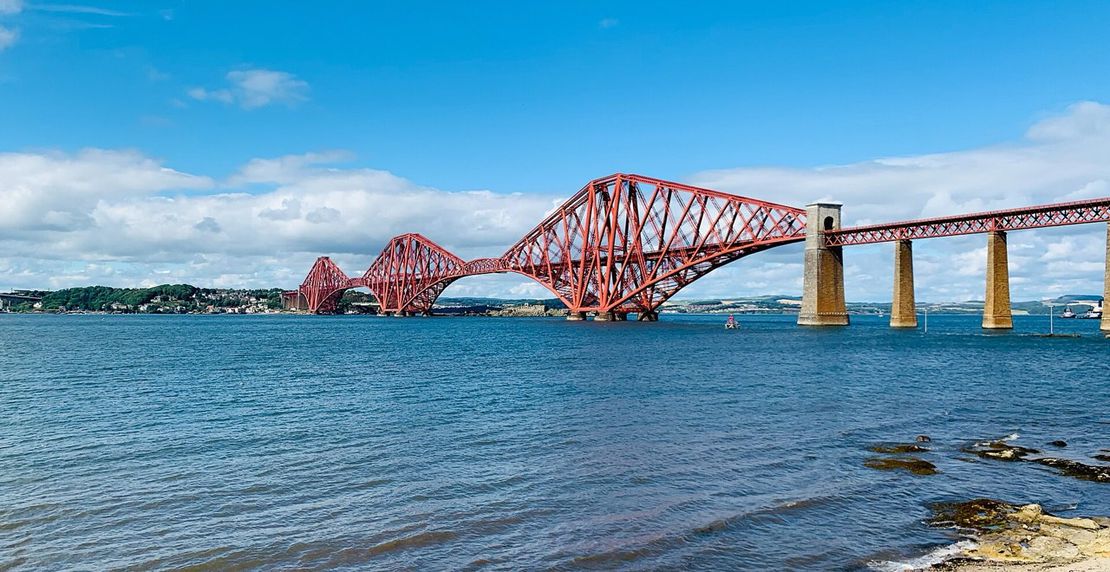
left=0, top=292, right=42, bottom=310
left=285, top=173, right=1110, bottom=333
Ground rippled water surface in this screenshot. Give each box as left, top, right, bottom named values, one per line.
left=2, top=313, right=1108, bottom=570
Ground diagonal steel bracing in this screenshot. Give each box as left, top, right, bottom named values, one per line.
left=288, top=173, right=808, bottom=314
left=290, top=175, right=1110, bottom=316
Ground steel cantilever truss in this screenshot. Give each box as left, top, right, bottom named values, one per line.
left=362, top=233, right=469, bottom=315
left=502, top=174, right=806, bottom=315
left=287, top=173, right=807, bottom=315
left=293, top=256, right=352, bottom=314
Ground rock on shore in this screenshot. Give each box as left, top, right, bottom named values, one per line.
left=929, top=500, right=1110, bottom=571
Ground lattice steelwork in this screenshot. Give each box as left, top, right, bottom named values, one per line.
left=501, top=174, right=807, bottom=314
left=826, top=197, right=1110, bottom=246
left=295, top=256, right=352, bottom=314
left=361, top=233, right=468, bottom=315
left=288, top=183, right=1110, bottom=315
left=287, top=173, right=808, bottom=314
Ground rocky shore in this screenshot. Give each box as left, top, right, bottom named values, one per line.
left=929, top=500, right=1110, bottom=571
left=863, top=436, right=1109, bottom=571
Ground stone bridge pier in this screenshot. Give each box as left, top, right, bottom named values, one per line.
left=1103, top=222, right=1110, bottom=334
left=982, top=230, right=1013, bottom=329
left=889, top=239, right=917, bottom=328
left=798, top=203, right=848, bottom=326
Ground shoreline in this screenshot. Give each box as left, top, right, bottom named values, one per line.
left=938, top=557, right=1110, bottom=571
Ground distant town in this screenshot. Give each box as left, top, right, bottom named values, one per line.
left=0, top=284, right=1103, bottom=317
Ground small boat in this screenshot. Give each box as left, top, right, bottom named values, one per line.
left=1061, top=306, right=1076, bottom=319
left=725, top=314, right=738, bottom=330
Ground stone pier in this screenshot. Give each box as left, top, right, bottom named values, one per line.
left=798, top=203, right=849, bottom=326
left=890, top=239, right=918, bottom=328
left=1103, top=222, right=1110, bottom=334
left=285, top=292, right=309, bottom=311
left=982, top=230, right=1013, bottom=329
left=637, top=310, right=659, bottom=322
left=566, top=311, right=588, bottom=321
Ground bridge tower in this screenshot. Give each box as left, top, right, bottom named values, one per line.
left=798, top=203, right=849, bottom=326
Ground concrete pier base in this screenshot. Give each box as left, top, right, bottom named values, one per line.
left=890, top=239, right=918, bottom=328
left=566, top=311, right=588, bottom=321
left=982, top=230, right=1013, bottom=329
left=1102, top=223, right=1110, bottom=334
left=637, top=311, right=659, bottom=322
left=798, top=203, right=849, bottom=326
left=593, top=311, right=618, bottom=321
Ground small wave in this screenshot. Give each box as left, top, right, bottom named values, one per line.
left=364, top=530, right=457, bottom=557
left=691, top=495, right=839, bottom=536
left=973, top=432, right=1020, bottom=447
left=867, top=540, right=976, bottom=571
left=571, top=547, right=653, bottom=567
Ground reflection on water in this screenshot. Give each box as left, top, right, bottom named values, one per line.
left=1, top=313, right=1107, bottom=570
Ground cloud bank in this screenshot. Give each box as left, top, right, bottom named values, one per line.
left=2, top=102, right=1110, bottom=302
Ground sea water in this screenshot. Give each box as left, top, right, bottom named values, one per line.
left=1, top=313, right=1107, bottom=570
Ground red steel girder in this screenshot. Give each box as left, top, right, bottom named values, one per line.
left=296, top=256, right=354, bottom=314
left=291, top=174, right=808, bottom=315
left=361, top=233, right=468, bottom=314
left=500, top=173, right=807, bottom=314
left=826, top=197, right=1110, bottom=246
left=293, top=179, right=1110, bottom=316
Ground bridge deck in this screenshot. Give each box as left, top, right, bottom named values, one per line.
left=826, top=196, right=1110, bottom=246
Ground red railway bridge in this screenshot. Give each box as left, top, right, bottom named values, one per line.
left=285, top=173, right=1110, bottom=332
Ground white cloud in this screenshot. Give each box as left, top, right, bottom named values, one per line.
left=2, top=102, right=1110, bottom=302
left=30, top=4, right=130, bottom=16
left=0, top=25, right=16, bottom=50
left=687, top=101, right=1110, bottom=301
left=0, top=149, right=211, bottom=234
left=0, top=0, right=21, bottom=15
left=187, top=86, right=233, bottom=104
left=145, top=66, right=170, bottom=82
left=0, top=150, right=558, bottom=293
left=188, top=68, right=310, bottom=110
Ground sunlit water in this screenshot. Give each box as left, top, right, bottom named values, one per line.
left=1, top=313, right=1108, bottom=571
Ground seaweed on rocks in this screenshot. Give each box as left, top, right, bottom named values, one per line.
left=963, top=436, right=1110, bottom=483
left=928, top=498, right=1017, bottom=531
left=864, top=457, right=938, bottom=476
left=1035, top=457, right=1110, bottom=483
left=869, top=442, right=930, bottom=454
left=961, top=439, right=1040, bottom=461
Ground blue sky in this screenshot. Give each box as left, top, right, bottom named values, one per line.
left=2, top=1, right=1110, bottom=301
